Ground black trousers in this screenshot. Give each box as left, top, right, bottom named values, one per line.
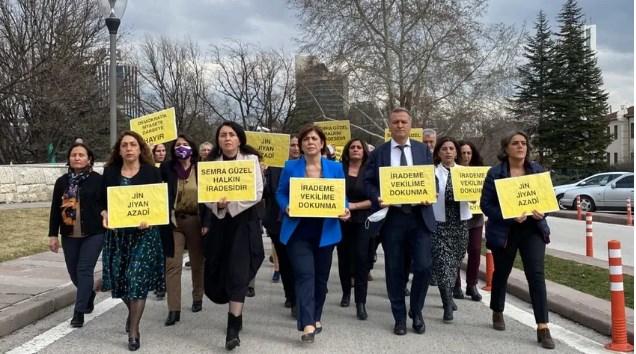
left=490, top=225, right=548, bottom=324
left=61, top=233, right=104, bottom=313
left=287, top=223, right=334, bottom=331
left=337, top=221, right=371, bottom=304
left=381, top=208, right=432, bottom=323
left=270, top=231, right=296, bottom=304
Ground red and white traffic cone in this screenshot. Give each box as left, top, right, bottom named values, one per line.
left=585, top=212, right=593, bottom=257
left=626, top=199, right=633, bottom=226
left=482, top=249, right=493, bottom=291
left=605, top=240, right=634, bottom=352
left=576, top=195, right=582, bottom=220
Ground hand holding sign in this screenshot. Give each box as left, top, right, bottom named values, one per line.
left=494, top=172, right=558, bottom=219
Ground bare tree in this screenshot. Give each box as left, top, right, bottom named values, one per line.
left=137, top=35, right=213, bottom=137
left=289, top=0, right=522, bottom=137
left=0, top=0, right=107, bottom=163
left=208, top=41, right=296, bottom=131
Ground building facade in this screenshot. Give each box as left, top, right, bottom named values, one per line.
left=606, top=106, right=634, bottom=166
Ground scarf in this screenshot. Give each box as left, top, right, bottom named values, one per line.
left=174, top=161, right=193, bottom=180
left=61, top=168, right=91, bottom=225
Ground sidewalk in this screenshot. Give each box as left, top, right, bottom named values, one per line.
left=0, top=250, right=101, bottom=337
left=552, top=210, right=633, bottom=225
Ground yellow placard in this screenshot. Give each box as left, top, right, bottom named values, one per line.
left=379, top=165, right=436, bottom=204
left=468, top=201, right=483, bottom=215
left=289, top=178, right=346, bottom=218
left=384, top=128, right=424, bottom=142
left=130, top=107, right=178, bottom=145
left=451, top=166, right=491, bottom=201
left=245, top=131, right=290, bottom=168
left=197, top=160, right=257, bottom=202
left=315, top=120, right=351, bottom=147
left=334, top=146, right=344, bottom=161
left=494, top=172, right=559, bottom=219
left=107, top=183, right=169, bottom=229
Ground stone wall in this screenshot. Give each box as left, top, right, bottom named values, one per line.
left=0, top=163, right=104, bottom=204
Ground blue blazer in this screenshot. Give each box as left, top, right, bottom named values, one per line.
left=276, top=156, right=347, bottom=247
left=364, top=140, right=437, bottom=233
left=480, top=160, right=551, bottom=249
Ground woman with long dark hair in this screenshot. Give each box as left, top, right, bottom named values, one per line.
left=101, top=131, right=165, bottom=351
left=431, top=137, right=471, bottom=323
left=480, top=131, right=554, bottom=349
left=453, top=141, right=485, bottom=302
left=48, top=143, right=104, bottom=328
left=337, top=138, right=373, bottom=320
left=160, top=134, right=205, bottom=326
left=202, top=121, right=264, bottom=350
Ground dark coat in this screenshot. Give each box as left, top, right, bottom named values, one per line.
left=48, top=171, right=105, bottom=237
left=364, top=139, right=437, bottom=233
left=102, top=163, right=174, bottom=257
left=262, top=166, right=283, bottom=235
left=480, top=160, right=551, bottom=249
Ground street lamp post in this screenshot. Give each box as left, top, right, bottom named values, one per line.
left=99, top=0, right=127, bottom=147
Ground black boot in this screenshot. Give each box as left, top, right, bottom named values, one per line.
left=165, top=311, right=180, bottom=326
left=466, top=285, right=482, bottom=301
left=225, top=313, right=241, bottom=350
left=86, top=291, right=96, bottom=314
left=340, top=293, right=350, bottom=307
left=356, top=303, right=368, bottom=320
left=439, top=287, right=453, bottom=323
left=70, top=311, right=84, bottom=328
left=452, top=285, right=464, bottom=299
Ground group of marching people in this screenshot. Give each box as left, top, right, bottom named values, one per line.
left=47, top=107, right=555, bottom=351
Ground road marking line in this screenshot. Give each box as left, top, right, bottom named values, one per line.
left=480, top=292, right=609, bottom=354
left=7, top=298, right=121, bottom=354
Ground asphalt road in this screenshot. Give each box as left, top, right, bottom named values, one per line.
left=547, top=217, right=634, bottom=266
left=1, top=239, right=613, bottom=354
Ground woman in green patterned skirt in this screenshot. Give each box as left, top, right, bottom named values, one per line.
left=101, top=131, right=166, bottom=351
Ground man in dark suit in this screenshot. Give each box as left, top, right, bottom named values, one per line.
left=365, top=107, right=437, bottom=335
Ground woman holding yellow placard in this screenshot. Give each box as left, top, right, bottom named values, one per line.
left=48, top=142, right=104, bottom=329
left=201, top=121, right=264, bottom=351
left=453, top=141, right=485, bottom=302
left=276, top=124, right=350, bottom=344
left=431, top=137, right=471, bottom=323
left=101, top=131, right=165, bottom=351
left=480, top=131, right=554, bottom=349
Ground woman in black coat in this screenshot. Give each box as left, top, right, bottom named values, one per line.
left=48, top=143, right=105, bottom=328
left=101, top=131, right=166, bottom=351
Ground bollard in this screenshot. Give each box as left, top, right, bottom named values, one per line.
left=576, top=195, right=582, bottom=220
left=482, top=249, right=493, bottom=291
left=585, top=212, right=593, bottom=257
left=605, top=240, right=634, bottom=352
left=627, top=199, right=633, bottom=226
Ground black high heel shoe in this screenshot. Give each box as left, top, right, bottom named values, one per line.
left=301, top=329, right=316, bottom=343
left=128, top=336, right=140, bottom=351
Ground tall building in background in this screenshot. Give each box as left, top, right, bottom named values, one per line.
left=96, top=49, right=141, bottom=119
left=584, top=24, right=597, bottom=53
left=293, top=56, right=348, bottom=131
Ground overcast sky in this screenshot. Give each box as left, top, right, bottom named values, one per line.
left=121, top=0, right=634, bottom=111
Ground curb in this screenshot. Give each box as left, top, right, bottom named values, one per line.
left=552, top=210, right=632, bottom=226
left=464, top=255, right=634, bottom=344
left=0, top=272, right=101, bottom=338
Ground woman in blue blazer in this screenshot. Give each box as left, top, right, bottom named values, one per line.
left=276, top=124, right=350, bottom=343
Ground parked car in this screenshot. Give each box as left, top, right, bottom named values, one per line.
left=559, top=173, right=634, bottom=212
left=554, top=172, right=631, bottom=205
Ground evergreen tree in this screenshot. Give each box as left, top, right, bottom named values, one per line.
left=509, top=10, right=554, bottom=163
left=543, top=0, right=609, bottom=171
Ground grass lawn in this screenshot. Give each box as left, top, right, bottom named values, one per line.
left=482, top=243, right=634, bottom=309
left=0, top=208, right=50, bottom=262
